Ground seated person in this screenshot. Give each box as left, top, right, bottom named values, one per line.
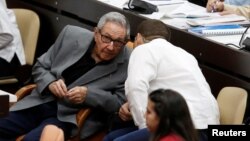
left=104, top=19, right=219, bottom=141
left=146, top=89, right=198, bottom=141
left=0, top=0, right=25, bottom=77
left=0, top=11, right=131, bottom=140
left=206, top=0, right=250, bottom=19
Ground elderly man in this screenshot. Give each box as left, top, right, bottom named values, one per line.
left=0, top=11, right=131, bottom=140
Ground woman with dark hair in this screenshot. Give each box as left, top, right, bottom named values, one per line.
left=146, top=89, right=198, bottom=141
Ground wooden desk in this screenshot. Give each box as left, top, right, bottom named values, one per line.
left=7, top=0, right=250, bottom=118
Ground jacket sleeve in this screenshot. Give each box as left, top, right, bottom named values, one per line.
left=224, top=4, right=250, bottom=19
left=126, top=46, right=158, bottom=129
left=84, top=81, right=127, bottom=113
left=0, top=5, right=14, bottom=48
left=32, top=25, right=70, bottom=94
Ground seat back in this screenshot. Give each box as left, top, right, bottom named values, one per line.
left=0, top=9, right=40, bottom=86
left=12, top=8, right=40, bottom=65
left=217, top=87, right=248, bottom=124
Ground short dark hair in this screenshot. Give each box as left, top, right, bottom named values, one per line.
left=149, top=89, right=198, bottom=141
left=136, top=19, right=171, bottom=41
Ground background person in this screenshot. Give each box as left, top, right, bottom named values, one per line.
left=206, top=0, right=250, bottom=19
left=0, top=0, right=25, bottom=77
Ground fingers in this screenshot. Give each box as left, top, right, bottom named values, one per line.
left=119, top=108, right=132, bottom=121
left=49, top=79, right=67, bottom=98
left=119, top=103, right=132, bottom=121
left=48, top=80, right=87, bottom=104
left=219, top=11, right=232, bottom=16
left=56, top=79, right=67, bottom=96
left=207, top=0, right=224, bottom=12
left=216, top=2, right=224, bottom=12
left=67, top=86, right=87, bottom=104
left=206, top=0, right=216, bottom=12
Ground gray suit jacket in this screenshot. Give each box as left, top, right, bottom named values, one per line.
left=10, top=25, right=131, bottom=138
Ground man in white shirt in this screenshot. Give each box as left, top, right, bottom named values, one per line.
left=104, top=19, right=219, bottom=141
left=0, top=0, right=25, bottom=77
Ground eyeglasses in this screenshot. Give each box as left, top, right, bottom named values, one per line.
left=98, top=29, right=126, bottom=48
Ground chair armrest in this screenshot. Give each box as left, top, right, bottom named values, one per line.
left=69, top=108, right=91, bottom=141
left=76, top=108, right=91, bottom=128
left=15, top=84, right=36, bottom=101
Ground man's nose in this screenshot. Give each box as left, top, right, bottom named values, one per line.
left=107, top=41, right=115, bottom=50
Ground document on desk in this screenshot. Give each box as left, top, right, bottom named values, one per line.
left=164, top=2, right=209, bottom=18
left=186, top=14, right=247, bottom=26
left=188, top=24, right=246, bottom=36
left=0, top=90, right=17, bottom=102
left=98, top=0, right=128, bottom=8
left=206, top=35, right=242, bottom=49
left=146, top=0, right=186, bottom=6
left=206, top=32, right=250, bottom=49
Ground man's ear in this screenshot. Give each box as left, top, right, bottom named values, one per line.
left=137, top=33, right=145, bottom=44
left=94, top=27, right=98, bottom=34
left=94, top=27, right=99, bottom=41
left=134, top=33, right=143, bottom=48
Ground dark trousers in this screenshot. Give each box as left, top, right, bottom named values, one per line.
left=0, top=54, right=20, bottom=77
left=103, top=127, right=149, bottom=141
left=103, top=127, right=208, bottom=141
left=0, top=101, right=74, bottom=141
left=198, top=129, right=208, bottom=141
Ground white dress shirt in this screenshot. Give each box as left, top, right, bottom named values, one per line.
left=0, top=0, right=25, bottom=65
left=125, top=38, right=220, bottom=129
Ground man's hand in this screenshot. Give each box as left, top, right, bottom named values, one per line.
left=119, top=102, right=132, bottom=121
left=206, top=0, right=224, bottom=12
left=66, top=86, right=88, bottom=104
left=219, top=11, right=233, bottom=16
left=48, top=79, right=67, bottom=98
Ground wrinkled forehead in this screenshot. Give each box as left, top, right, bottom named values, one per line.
left=100, top=22, right=127, bottom=40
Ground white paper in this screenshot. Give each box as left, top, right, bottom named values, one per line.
left=98, top=0, right=128, bottom=8
left=165, top=2, right=209, bottom=18
left=186, top=14, right=247, bottom=26
left=0, top=90, right=17, bottom=102
left=145, top=0, right=186, bottom=6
